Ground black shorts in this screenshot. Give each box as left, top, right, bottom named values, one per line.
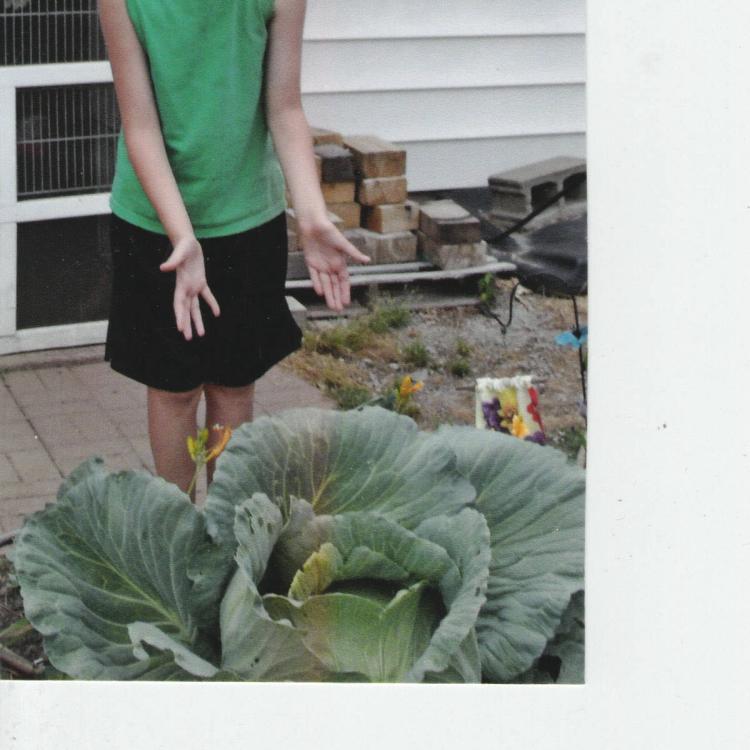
left=104, top=211, right=303, bottom=392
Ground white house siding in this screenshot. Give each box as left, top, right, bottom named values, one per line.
left=302, top=0, right=586, bottom=189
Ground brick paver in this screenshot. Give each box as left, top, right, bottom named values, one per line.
left=0, top=348, right=335, bottom=542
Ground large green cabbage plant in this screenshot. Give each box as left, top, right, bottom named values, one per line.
left=10, top=406, right=584, bottom=683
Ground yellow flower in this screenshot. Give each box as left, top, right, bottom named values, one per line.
left=187, top=435, right=198, bottom=461
left=398, top=375, right=423, bottom=398
left=511, top=414, right=529, bottom=439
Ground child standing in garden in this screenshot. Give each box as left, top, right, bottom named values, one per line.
left=98, top=0, right=370, bottom=501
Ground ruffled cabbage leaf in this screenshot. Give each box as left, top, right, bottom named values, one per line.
left=429, top=425, right=585, bottom=682
left=11, top=462, right=232, bottom=680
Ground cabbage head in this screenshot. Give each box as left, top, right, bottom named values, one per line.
left=11, top=406, right=584, bottom=683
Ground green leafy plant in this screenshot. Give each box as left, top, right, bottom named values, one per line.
left=362, top=375, right=423, bottom=418
left=478, top=273, right=497, bottom=306
left=302, top=319, right=373, bottom=357
left=447, top=356, right=471, bottom=377
left=331, top=385, right=372, bottom=411
left=366, top=295, right=411, bottom=332
left=455, top=337, right=473, bottom=358
left=401, top=339, right=430, bottom=368
left=10, top=406, right=584, bottom=683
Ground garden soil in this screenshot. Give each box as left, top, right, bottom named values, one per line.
left=285, top=280, right=588, bottom=448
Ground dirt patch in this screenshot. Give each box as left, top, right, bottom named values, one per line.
left=0, top=555, right=45, bottom=679
left=283, top=281, right=587, bottom=453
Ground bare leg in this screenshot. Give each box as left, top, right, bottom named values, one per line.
left=203, top=382, right=255, bottom=486
left=147, top=384, right=204, bottom=502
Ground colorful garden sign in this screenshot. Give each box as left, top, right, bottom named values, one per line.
left=475, top=375, right=546, bottom=445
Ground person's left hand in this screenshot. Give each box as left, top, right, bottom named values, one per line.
left=300, top=218, right=371, bottom=312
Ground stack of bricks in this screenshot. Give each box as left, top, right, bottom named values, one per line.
left=312, top=127, right=362, bottom=231
left=285, top=127, right=421, bottom=275
left=343, top=134, right=419, bottom=265
left=416, top=199, right=491, bottom=271
left=285, top=127, right=490, bottom=277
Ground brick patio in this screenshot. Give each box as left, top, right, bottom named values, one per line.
left=0, top=346, right=334, bottom=539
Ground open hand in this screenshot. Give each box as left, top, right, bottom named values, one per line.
left=159, top=235, right=221, bottom=341
left=300, top=218, right=371, bottom=312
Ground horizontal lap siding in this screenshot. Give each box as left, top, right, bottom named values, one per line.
left=302, top=0, right=586, bottom=190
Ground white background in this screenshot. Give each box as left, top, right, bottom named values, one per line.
left=2, top=1, right=749, bottom=747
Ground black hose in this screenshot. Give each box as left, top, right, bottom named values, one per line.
left=478, top=281, right=520, bottom=335
left=486, top=174, right=587, bottom=245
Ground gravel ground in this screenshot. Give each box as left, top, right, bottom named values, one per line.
left=286, top=280, right=588, bottom=449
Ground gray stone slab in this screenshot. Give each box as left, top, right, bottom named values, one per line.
left=489, top=156, right=586, bottom=191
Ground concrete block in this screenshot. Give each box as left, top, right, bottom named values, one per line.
left=343, top=228, right=416, bottom=264
left=418, top=199, right=482, bottom=244
left=322, top=181, right=356, bottom=204
left=361, top=201, right=419, bottom=233
left=488, top=156, right=586, bottom=222
left=314, top=143, right=356, bottom=183
left=356, top=176, right=407, bottom=206
left=343, top=134, right=406, bottom=178
left=310, top=126, right=344, bottom=146
left=417, top=231, right=491, bottom=270
left=325, top=201, right=361, bottom=229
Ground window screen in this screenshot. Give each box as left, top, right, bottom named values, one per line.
left=16, top=83, right=120, bottom=200
left=1, top=0, right=107, bottom=66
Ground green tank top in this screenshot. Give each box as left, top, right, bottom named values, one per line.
left=109, top=0, right=287, bottom=238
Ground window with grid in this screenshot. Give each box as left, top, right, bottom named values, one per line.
left=1, top=0, right=107, bottom=66
left=16, top=83, right=121, bottom=199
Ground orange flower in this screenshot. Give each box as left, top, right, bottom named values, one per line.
left=185, top=424, right=233, bottom=499
left=205, top=424, right=232, bottom=462
left=398, top=375, right=423, bottom=398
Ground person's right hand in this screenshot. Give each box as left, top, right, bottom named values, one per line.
left=159, top=236, right=221, bottom=341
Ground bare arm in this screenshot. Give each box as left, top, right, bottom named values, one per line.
left=98, top=0, right=191, bottom=245
left=98, top=0, right=219, bottom=340
left=264, top=0, right=370, bottom=312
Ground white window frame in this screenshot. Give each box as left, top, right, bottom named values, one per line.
left=0, top=62, right=114, bottom=356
